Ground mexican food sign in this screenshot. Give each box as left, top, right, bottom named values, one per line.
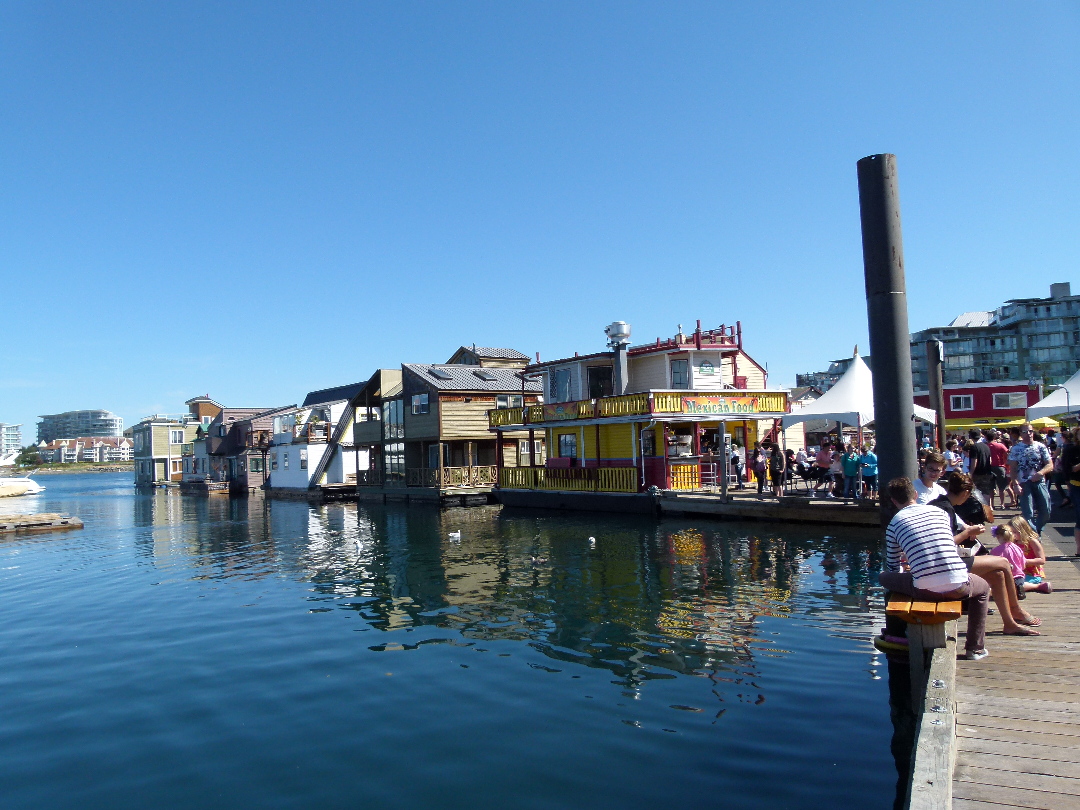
left=679, top=393, right=787, bottom=415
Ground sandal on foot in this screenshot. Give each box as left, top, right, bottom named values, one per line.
left=1004, top=626, right=1041, bottom=636
left=1016, top=615, right=1042, bottom=626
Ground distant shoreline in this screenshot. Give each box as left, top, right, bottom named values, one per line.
left=12, top=464, right=134, bottom=476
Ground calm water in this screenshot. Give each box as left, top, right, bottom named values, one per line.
left=0, top=473, right=896, bottom=809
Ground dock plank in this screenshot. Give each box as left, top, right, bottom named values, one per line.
left=952, top=518, right=1080, bottom=808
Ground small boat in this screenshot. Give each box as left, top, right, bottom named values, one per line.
left=0, top=475, right=46, bottom=498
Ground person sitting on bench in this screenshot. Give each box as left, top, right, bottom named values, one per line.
left=878, top=476, right=991, bottom=661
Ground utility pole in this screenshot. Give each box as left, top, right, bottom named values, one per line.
left=857, top=154, right=917, bottom=523
left=926, top=340, right=946, bottom=449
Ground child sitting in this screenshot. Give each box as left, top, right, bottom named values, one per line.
left=1006, top=516, right=1053, bottom=594
left=989, top=524, right=1027, bottom=597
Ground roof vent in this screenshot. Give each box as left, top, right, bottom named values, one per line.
left=605, top=321, right=631, bottom=347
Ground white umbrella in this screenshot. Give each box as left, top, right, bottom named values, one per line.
left=1027, top=368, right=1080, bottom=421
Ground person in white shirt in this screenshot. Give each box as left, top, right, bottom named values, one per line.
left=913, top=450, right=948, bottom=504
left=879, top=476, right=990, bottom=660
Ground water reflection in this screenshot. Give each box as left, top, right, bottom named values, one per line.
left=126, top=488, right=886, bottom=703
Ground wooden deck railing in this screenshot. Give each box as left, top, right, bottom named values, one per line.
left=405, top=466, right=498, bottom=489
left=356, top=469, right=383, bottom=486
left=669, top=463, right=701, bottom=491
left=499, top=466, right=638, bottom=493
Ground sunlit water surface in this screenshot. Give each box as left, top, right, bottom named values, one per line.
left=0, top=473, right=895, bottom=809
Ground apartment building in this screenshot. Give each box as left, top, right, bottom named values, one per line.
left=910, top=282, right=1080, bottom=389
left=37, top=410, right=124, bottom=443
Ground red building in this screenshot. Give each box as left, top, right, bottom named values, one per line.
left=913, top=380, right=1044, bottom=434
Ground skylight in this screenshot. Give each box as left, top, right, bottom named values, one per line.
left=429, top=368, right=454, bottom=380
left=472, top=369, right=497, bottom=381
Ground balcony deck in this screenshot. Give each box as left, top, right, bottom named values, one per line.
left=489, top=390, right=788, bottom=429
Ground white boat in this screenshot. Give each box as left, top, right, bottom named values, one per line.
left=0, top=475, right=46, bottom=497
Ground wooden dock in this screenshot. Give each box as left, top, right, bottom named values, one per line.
left=0, top=513, right=83, bottom=535
left=952, top=520, right=1080, bottom=809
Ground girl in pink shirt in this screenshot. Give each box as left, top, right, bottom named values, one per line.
left=990, top=524, right=1025, bottom=580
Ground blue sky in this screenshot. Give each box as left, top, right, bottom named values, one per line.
left=1, top=2, right=1077, bottom=440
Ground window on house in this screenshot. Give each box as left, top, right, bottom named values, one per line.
left=134, top=434, right=143, bottom=451
left=250, top=457, right=264, bottom=473
left=272, top=453, right=278, bottom=471
left=518, top=440, right=544, bottom=459
left=428, top=444, right=440, bottom=469
left=383, top=442, right=405, bottom=482
left=587, top=366, right=614, bottom=399
left=496, top=394, right=524, bottom=409
left=558, top=434, right=578, bottom=459
left=382, top=400, right=404, bottom=440
left=300, top=449, right=307, bottom=470
left=202, top=416, right=211, bottom=424
left=552, top=368, right=573, bottom=403
left=170, top=429, right=185, bottom=444
left=283, top=453, right=289, bottom=470
left=950, top=395, right=974, bottom=411
left=411, top=394, right=429, bottom=415
left=239, top=459, right=246, bottom=472
left=671, top=359, right=689, bottom=389
left=641, top=429, right=656, bottom=456
left=993, top=392, right=1027, bottom=409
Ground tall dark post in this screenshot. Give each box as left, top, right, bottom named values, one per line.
left=857, top=154, right=917, bottom=519
left=925, top=339, right=947, bottom=449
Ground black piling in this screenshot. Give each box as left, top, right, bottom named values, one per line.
left=857, top=154, right=917, bottom=520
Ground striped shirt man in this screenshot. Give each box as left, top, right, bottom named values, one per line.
left=884, top=503, right=968, bottom=593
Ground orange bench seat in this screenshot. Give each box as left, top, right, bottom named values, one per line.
left=885, top=596, right=962, bottom=625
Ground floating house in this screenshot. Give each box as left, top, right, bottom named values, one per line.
left=264, top=383, right=366, bottom=498
left=489, top=321, right=793, bottom=511
left=133, top=398, right=220, bottom=486
left=182, top=405, right=293, bottom=494
left=353, top=347, right=543, bottom=505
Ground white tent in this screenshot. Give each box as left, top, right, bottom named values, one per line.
left=782, top=354, right=937, bottom=429
left=1027, top=368, right=1080, bottom=421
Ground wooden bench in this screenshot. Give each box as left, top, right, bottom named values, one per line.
left=886, top=595, right=963, bottom=706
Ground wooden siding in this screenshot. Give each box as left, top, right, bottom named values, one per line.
left=439, top=396, right=501, bottom=440
left=628, top=353, right=668, bottom=392
left=734, top=349, right=767, bottom=388
left=353, top=418, right=382, bottom=445
left=689, top=351, right=734, bottom=391
left=150, top=423, right=200, bottom=458
left=401, top=370, right=441, bottom=440
left=600, top=423, right=634, bottom=458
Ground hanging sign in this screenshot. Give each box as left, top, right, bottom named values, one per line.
left=679, top=394, right=786, bottom=415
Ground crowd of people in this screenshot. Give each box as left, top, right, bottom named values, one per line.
left=878, top=421, right=1080, bottom=661
left=733, top=440, right=879, bottom=501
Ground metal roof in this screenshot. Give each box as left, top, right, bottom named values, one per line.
left=303, top=382, right=365, bottom=407
left=948, top=311, right=995, bottom=328
left=404, top=364, right=543, bottom=392
left=460, top=346, right=530, bottom=360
